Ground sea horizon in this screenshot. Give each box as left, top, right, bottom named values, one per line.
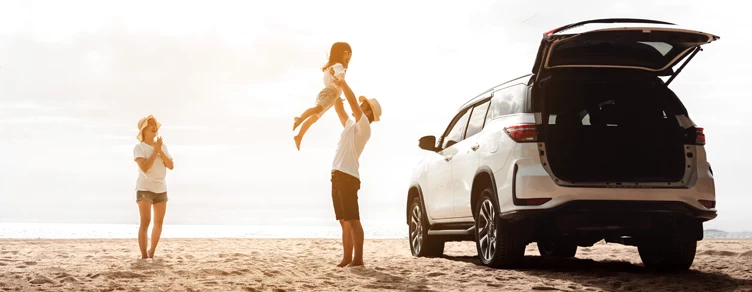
left=0, top=222, right=408, bottom=240
left=2, top=222, right=751, bottom=240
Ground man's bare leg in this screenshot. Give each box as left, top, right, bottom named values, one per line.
left=337, top=219, right=353, bottom=267
left=348, top=219, right=364, bottom=267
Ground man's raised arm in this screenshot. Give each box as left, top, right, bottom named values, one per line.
left=337, top=80, right=364, bottom=123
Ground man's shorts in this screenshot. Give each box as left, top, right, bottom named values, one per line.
left=331, top=170, right=361, bottom=221
left=136, top=190, right=169, bottom=204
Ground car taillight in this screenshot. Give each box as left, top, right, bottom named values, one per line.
left=699, top=199, right=715, bottom=209
left=504, top=124, right=538, bottom=142
left=695, top=127, right=706, bottom=145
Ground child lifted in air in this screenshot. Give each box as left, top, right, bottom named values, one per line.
left=293, top=42, right=352, bottom=150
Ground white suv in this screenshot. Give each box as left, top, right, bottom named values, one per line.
left=405, top=19, right=719, bottom=271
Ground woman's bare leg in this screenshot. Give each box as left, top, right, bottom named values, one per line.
left=337, top=219, right=353, bottom=267
left=137, top=200, right=152, bottom=259
left=293, top=105, right=323, bottom=130
left=148, top=201, right=167, bottom=259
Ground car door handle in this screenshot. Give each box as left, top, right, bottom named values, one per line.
left=471, top=144, right=480, bottom=151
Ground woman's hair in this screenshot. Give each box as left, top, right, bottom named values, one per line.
left=321, top=42, right=352, bottom=71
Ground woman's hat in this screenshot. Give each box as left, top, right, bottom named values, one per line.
left=359, top=96, right=382, bottom=122
left=136, top=115, right=161, bottom=142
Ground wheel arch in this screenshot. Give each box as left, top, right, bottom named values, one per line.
left=406, top=184, right=427, bottom=225
left=471, top=167, right=500, bottom=219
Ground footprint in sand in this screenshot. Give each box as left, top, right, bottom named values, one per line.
left=105, top=271, right=147, bottom=279
left=59, top=276, right=80, bottom=284
left=28, top=275, right=55, bottom=285
left=199, top=269, right=230, bottom=276
left=85, top=273, right=101, bottom=279
left=426, top=272, right=446, bottom=277
left=23, top=261, right=37, bottom=266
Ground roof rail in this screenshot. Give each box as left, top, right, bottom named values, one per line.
left=457, top=74, right=533, bottom=110
left=545, top=18, right=676, bottom=35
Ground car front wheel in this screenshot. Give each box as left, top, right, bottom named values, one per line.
left=408, top=197, right=444, bottom=257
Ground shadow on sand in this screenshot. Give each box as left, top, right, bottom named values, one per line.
left=441, top=255, right=752, bottom=292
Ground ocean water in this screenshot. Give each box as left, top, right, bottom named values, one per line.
left=2, top=223, right=749, bottom=240
left=0, top=222, right=408, bottom=239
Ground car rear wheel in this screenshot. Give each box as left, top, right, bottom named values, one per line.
left=638, top=239, right=697, bottom=272
left=408, top=197, right=444, bottom=257
left=474, top=188, right=525, bottom=268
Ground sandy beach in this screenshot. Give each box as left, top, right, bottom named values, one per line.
left=1, top=238, right=751, bottom=292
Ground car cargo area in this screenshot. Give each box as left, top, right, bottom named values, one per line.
left=541, top=72, right=687, bottom=183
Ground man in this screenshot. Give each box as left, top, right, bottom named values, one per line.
left=330, top=78, right=382, bottom=267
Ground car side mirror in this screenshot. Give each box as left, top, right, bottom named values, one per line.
left=418, top=135, right=438, bottom=152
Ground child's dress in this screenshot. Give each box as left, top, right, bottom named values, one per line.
left=314, top=63, right=347, bottom=118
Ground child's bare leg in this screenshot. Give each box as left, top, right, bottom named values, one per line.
left=294, top=105, right=323, bottom=130
left=294, top=114, right=320, bottom=151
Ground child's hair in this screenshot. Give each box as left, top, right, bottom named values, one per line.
left=321, top=42, right=352, bottom=72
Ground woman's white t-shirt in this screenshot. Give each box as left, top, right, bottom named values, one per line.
left=133, top=142, right=173, bottom=193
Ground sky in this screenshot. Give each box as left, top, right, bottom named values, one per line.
left=0, top=0, right=749, bottom=232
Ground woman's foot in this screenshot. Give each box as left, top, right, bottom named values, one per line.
left=293, top=117, right=302, bottom=131
left=337, top=259, right=352, bottom=268
left=294, top=135, right=302, bottom=151
left=347, top=260, right=364, bottom=267
left=147, top=249, right=155, bottom=259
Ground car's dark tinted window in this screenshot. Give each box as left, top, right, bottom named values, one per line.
left=464, top=100, right=490, bottom=138
left=442, top=109, right=471, bottom=149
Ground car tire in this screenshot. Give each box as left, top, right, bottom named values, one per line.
left=537, top=240, right=577, bottom=258
left=408, top=197, right=444, bottom=257
left=474, top=187, right=525, bottom=268
left=638, top=239, right=697, bottom=271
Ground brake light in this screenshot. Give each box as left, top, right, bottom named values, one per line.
left=699, top=199, right=715, bottom=209
left=695, top=127, right=706, bottom=145
left=518, top=198, right=551, bottom=206
left=504, top=124, right=538, bottom=142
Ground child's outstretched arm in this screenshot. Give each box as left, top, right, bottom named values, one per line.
left=333, top=97, right=348, bottom=128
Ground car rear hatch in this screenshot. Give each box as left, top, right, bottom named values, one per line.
left=529, top=19, right=719, bottom=188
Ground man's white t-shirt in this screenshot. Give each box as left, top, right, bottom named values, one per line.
left=332, top=113, right=371, bottom=179
left=133, top=142, right=173, bottom=193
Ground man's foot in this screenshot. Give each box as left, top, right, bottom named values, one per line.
left=347, top=260, right=364, bottom=267
left=147, top=249, right=155, bottom=259
left=293, top=117, right=302, bottom=131
left=337, top=259, right=352, bottom=268
left=294, top=135, right=302, bottom=151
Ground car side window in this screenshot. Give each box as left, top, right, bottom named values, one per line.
left=442, top=109, right=472, bottom=149
left=488, top=84, right=526, bottom=119
left=464, top=100, right=491, bottom=138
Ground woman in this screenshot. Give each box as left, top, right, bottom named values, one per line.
left=133, top=115, right=174, bottom=259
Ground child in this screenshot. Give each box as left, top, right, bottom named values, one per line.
left=293, top=42, right=352, bottom=150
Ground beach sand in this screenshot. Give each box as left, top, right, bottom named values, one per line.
left=1, top=238, right=751, bottom=291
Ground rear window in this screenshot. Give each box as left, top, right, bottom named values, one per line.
left=546, top=30, right=709, bottom=71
